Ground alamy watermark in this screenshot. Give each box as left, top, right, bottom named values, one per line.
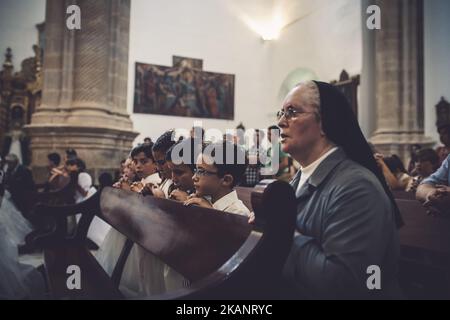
left=66, top=265, right=81, bottom=290
left=66, top=5, right=81, bottom=30
left=366, top=265, right=381, bottom=290
left=366, top=5, right=381, bottom=30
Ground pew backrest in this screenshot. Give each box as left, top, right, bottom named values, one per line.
left=39, top=181, right=297, bottom=299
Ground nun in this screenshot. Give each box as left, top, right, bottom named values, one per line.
left=279, top=81, right=403, bottom=299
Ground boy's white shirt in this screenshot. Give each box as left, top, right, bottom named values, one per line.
left=212, top=190, right=250, bottom=217
left=142, top=172, right=161, bottom=185
left=159, top=178, right=173, bottom=198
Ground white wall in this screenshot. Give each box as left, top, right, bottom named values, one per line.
left=424, top=0, right=450, bottom=145
left=128, top=0, right=363, bottom=144
left=128, top=0, right=274, bottom=144
left=271, top=0, right=362, bottom=107
left=0, top=0, right=46, bottom=71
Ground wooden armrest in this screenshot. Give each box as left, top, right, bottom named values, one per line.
left=44, top=244, right=123, bottom=299
left=35, top=191, right=100, bottom=218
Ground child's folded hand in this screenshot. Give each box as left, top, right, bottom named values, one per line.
left=151, top=186, right=166, bottom=198
left=183, top=196, right=213, bottom=209
left=187, top=193, right=199, bottom=199
left=248, top=211, right=255, bottom=224
left=169, top=189, right=189, bottom=202
left=120, top=181, right=132, bottom=191
left=130, top=182, right=144, bottom=193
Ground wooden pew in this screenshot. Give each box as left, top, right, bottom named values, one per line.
left=40, top=181, right=450, bottom=299
left=36, top=181, right=297, bottom=299
left=396, top=199, right=450, bottom=299
left=235, top=186, right=264, bottom=212
left=393, top=190, right=416, bottom=201
left=234, top=186, right=253, bottom=210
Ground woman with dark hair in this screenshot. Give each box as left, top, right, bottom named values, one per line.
left=279, top=81, right=402, bottom=299
left=375, top=154, right=412, bottom=191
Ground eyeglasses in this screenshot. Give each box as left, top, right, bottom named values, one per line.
left=193, top=168, right=219, bottom=177
left=276, top=107, right=317, bottom=121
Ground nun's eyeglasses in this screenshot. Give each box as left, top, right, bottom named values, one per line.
left=276, top=108, right=316, bottom=121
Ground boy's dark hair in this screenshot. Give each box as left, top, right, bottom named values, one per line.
left=66, top=157, right=86, bottom=172
left=204, top=141, right=248, bottom=187
left=153, top=130, right=176, bottom=154
left=166, top=138, right=202, bottom=172
left=417, top=148, right=440, bottom=166
left=130, top=143, right=155, bottom=161
left=47, top=152, right=61, bottom=166
left=65, top=149, right=77, bottom=160
left=268, top=125, right=279, bottom=132
left=98, top=172, right=114, bottom=189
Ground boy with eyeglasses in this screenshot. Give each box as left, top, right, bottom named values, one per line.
left=184, top=141, right=250, bottom=217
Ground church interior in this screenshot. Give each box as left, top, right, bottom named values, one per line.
left=0, top=0, right=449, bottom=300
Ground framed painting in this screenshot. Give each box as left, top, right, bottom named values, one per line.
left=134, top=56, right=234, bottom=120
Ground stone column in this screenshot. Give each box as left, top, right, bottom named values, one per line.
left=25, top=0, right=138, bottom=182
left=370, top=0, right=434, bottom=163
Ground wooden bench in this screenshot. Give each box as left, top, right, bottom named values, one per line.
left=393, top=190, right=416, bottom=201
left=235, top=186, right=264, bottom=212
left=396, top=199, right=450, bottom=299
left=35, top=181, right=297, bottom=299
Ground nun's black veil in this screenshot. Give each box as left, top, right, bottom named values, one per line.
left=313, top=81, right=404, bottom=228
